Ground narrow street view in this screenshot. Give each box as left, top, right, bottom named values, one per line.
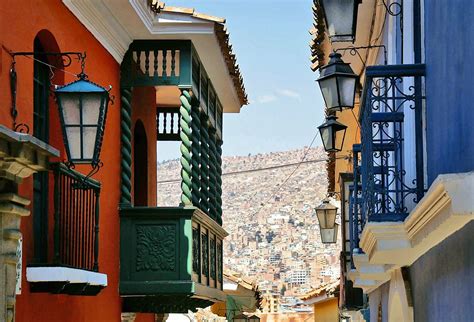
left=0, top=1, right=473, bottom=322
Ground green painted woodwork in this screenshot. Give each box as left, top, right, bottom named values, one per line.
left=120, top=86, right=133, bottom=205
left=190, top=46, right=223, bottom=139
left=208, top=128, right=218, bottom=221
left=120, top=206, right=226, bottom=313
left=199, top=113, right=211, bottom=218
left=179, top=90, right=193, bottom=206
left=190, top=101, right=202, bottom=208
left=120, top=40, right=192, bottom=88
left=118, top=39, right=229, bottom=313
left=216, top=140, right=223, bottom=223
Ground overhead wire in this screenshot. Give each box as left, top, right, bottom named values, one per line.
left=156, top=156, right=348, bottom=184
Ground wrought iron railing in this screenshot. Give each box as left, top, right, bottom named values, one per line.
left=348, top=144, right=363, bottom=267
left=359, top=64, right=425, bottom=223
left=52, top=163, right=101, bottom=271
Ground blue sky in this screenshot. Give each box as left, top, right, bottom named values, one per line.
left=158, top=0, right=325, bottom=161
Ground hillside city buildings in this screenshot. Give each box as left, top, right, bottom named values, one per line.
left=1, top=1, right=473, bottom=321
left=157, top=148, right=341, bottom=314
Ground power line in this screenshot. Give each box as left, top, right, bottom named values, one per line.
left=156, top=156, right=338, bottom=184
left=249, top=131, right=320, bottom=217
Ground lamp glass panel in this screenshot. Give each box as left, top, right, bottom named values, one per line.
left=320, top=227, right=336, bottom=243
left=61, top=93, right=80, bottom=125
left=81, top=93, right=102, bottom=125
left=320, top=223, right=338, bottom=244
left=319, top=77, right=339, bottom=110
left=83, top=126, right=98, bottom=160
left=338, top=76, right=356, bottom=108
left=316, top=207, right=336, bottom=229
left=65, top=126, right=81, bottom=160
left=322, top=0, right=356, bottom=39
left=319, top=125, right=334, bottom=152
left=335, top=126, right=347, bottom=151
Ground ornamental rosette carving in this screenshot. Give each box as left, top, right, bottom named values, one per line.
left=136, top=225, right=176, bottom=272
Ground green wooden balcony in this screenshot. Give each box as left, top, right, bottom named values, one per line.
left=120, top=206, right=227, bottom=313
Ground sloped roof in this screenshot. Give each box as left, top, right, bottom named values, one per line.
left=309, top=0, right=326, bottom=72
left=150, top=1, right=248, bottom=106
left=301, top=279, right=340, bottom=300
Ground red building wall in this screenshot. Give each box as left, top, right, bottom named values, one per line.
left=0, top=1, right=154, bottom=321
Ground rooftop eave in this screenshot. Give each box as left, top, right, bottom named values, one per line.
left=62, top=0, right=245, bottom=112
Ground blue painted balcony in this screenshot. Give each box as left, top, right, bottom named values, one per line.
left=347, top=65, right=426, bottom=281
left=359, top=64, right=426, bottom=224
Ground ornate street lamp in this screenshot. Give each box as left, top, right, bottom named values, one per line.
left=55, top=77, right=110, bottom=168
left=315, top=199, right=339, bottom=244
left=315, top=199, right=337, bottom=229
left=320, top=223, right=339, bottom=244
left=318, top=115, right=347, bottom=153
left=317, top=52, right=358, bottom=112
left=319, top=0, right=361, bottom=42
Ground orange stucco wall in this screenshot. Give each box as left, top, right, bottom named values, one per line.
left=131, top=86, right=158, bottom=207
left=313, top=298, right=339, bottom=322
left=0, top=1, right=154, bottom=321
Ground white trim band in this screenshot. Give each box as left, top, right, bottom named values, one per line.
left=27, top=267, right=108, bottom=286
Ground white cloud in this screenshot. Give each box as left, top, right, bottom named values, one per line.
left=257, top=94, right=277, bottom=104
left=278, top=89, right=301, bottom=101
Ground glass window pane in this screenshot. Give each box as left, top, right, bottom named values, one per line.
left=61, top=93, right=80, bottom=125
left=83, top=127, right=98, bottom=160
left=66, top=127, right=81, bottom=159
left=82, top=93, right=102, bottom=125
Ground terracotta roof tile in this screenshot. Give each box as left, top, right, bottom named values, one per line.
left=301, top=279, right=340, bottom=300
left=309, top=0, right=326, bottom=72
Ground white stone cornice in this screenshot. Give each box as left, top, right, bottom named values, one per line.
left=63, top=0, right=132, bottom=63
left=360, top=222, right=410, bottom=264
left=356, top=172, right=474, bottom=276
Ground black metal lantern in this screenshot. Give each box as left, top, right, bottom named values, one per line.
left=315, top=199, right=337, bottom=229
left=55, top=78, right=110, bottom=166
left=318, top=115, right=347, bottom=152
left=319, top=0, right=361, bottom=42
left=320, top=223, right=339, bottom=244
left=317, top=52, right=358, bottom=112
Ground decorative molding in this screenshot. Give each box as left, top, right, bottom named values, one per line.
left=136, top=225, right=176, bottom=272
left=360, top=222, right=410, bottom=264
left=0, top=128, right=56, bottom=322
left=0, top=125, right=59, bottom=182
left=62, top=0, right=132, bottom=63
left=0, top=192, right=30, bottom=322
left=354, top=172, right=474, bottom=294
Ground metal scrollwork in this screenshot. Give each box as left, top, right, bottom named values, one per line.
left=8, top=51, right=87, bottom=133
left=13, top=123, right=29, bottom=134
left=382, top=0, right=402, bottom=17
left=360, top=67, right=425, bottom=223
